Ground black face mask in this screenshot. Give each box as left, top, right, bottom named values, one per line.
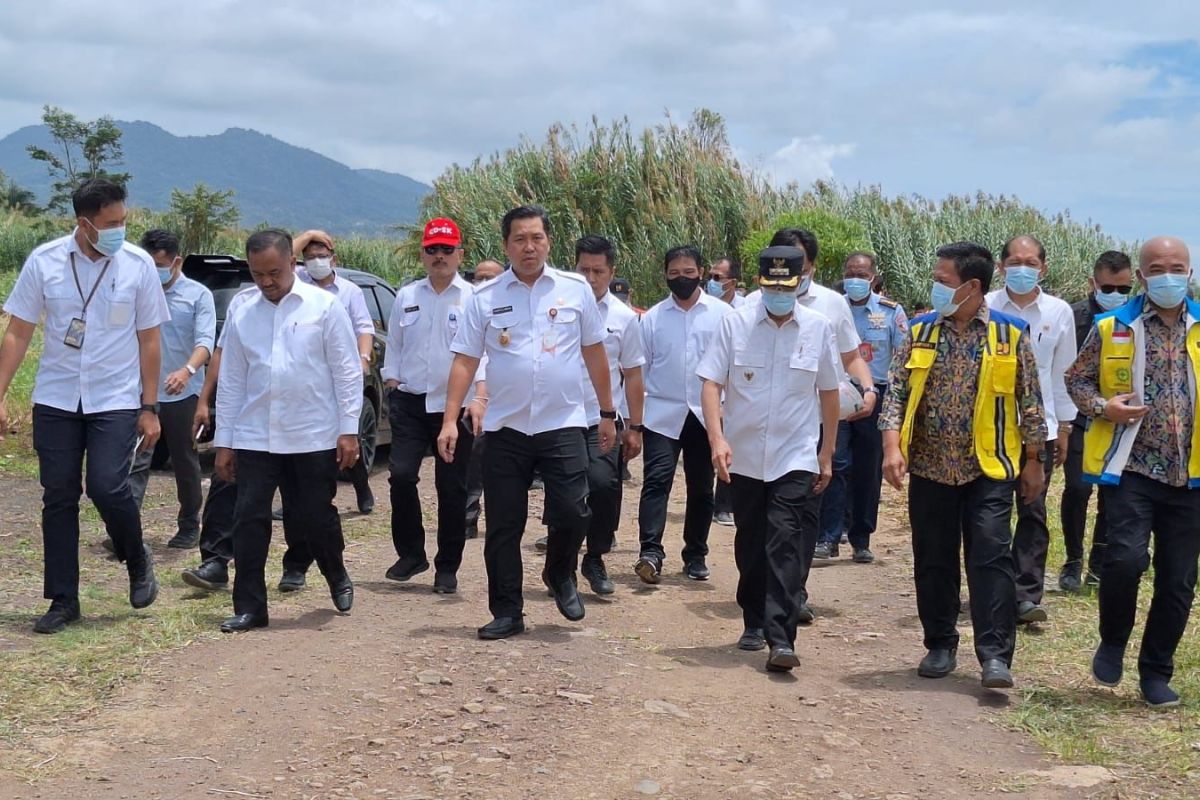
left=667, top=276, right=701, bottom=300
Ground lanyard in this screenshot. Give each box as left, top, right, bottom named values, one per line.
left=69, top=252, right=112, bottom=320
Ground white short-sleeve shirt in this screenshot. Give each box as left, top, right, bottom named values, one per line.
left=697, top=302, right=841, bottom=481
left=451, top=266, right=604, bottom=435
left=3, top=233, right=170, bottom=413
left=582, top=290, right=646, bottom=425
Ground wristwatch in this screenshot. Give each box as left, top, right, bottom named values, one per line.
left=140, top=403, right=160, bottom=415
left=1034, top=448, right=1048, bottom=463
left=1091, top=397, right=1107, bottom=419
left=599, top=409, right=618, bottom=420
left=184, top=364, right=197, bottom=376
left=627, top=423, right=645, bottom=432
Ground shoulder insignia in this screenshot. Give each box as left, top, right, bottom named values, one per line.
left=879, top=297, right=898, bottom=308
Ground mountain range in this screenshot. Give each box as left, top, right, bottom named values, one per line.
left=0, top=121, right=431, bottom=235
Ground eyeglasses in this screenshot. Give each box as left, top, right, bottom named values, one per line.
left=1098, top=284, right=1133, bottom=295
left=424, top=245, right=457, bottom=256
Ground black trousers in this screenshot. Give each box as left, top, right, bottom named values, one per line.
left=465, top=432, right=486, bottom=530
left=1099, top=473, right=1200, bottom=682
left=1013, top=444, right=1055, bottom=605
left=32, top=404, right=147, bottom=601
left=731, top=471, right=815, bottom=649
left=128, top=395, right=204, bottom=536
left=199, top=474, right=237, bottom=565
left=548, top=424, right=622, bottom=560
left=347, top=444, right=372, bottom=499
left=909, top=474, right=1018, bottom=666
left=713, top=478, right=733, bottom=516
left=385, top=390, right=473, bottom=573
left=483, top=426, right=590, bottom=619
left=1060, top=423, right=1108, bottom=574
left=637, top=412, right=713, bottom=565
left=232, top=449, right=346, bottom=616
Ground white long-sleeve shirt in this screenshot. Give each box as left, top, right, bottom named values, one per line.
left=215, top=278, right=362, bottom=453
left=640, top=292, right=732, bottom=438
left=985, top=288, right=1078, bottom=432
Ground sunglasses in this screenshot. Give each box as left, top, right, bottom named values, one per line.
left=1097, top=284, right=1133, bottom=295
left=424, top=245, right=457, bottom=256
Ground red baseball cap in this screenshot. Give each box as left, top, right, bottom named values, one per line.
left=422, top=218, right=462, bottom=247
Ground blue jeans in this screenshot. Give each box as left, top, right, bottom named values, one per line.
left=817, top=421, right=853, bottom=546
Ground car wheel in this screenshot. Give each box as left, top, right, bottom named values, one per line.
left=358, top=397, right=379, bottom=472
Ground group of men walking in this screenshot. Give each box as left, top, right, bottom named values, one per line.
left=1, top=179, right=1196, bottom=706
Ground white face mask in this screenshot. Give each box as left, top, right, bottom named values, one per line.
left=306, top=257, right=334, bottom=280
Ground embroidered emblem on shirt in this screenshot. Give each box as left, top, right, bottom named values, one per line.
left=744, top=370, right=755, bottom=383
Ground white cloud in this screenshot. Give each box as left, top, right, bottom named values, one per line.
left=761, top=136, right=856, bottom=187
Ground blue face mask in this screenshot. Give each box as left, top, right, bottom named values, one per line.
left=84, top=219, right=126, bottom=257
left=1144, top=273, right=1190, bottom=309
left=157, top=267, right=173, bottom=285
left=798, top=274, right=812, bottom=295
left=1094, top=288, right=1127, bottom=312
left=706, top=278, right=726, bottom=297
left=762, top=290, right=796, bottom=316
left=1004, top=265, right=1040, bottom=295
left=843, top=277, right=871, bottom=302
left=930, top=281, right=963, bottom=317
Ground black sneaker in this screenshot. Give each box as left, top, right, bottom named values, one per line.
left=534, top=535, right=549, bottom=553
left=797, top=603, right=815, bottom=624
left=33, top=598, right=81, bottom=634
left=634, top=556, right=661, bottom=585
left=356, top=488, right=375, bottom=515
left=433, top=571, right=458, bottom=594
left=465, top=523, right=479, bottom=540
left=713, top=511, right=734, bottom=527
left=181, top=560, right=229, bottom=591
left=277, top=570, right=307, bottom=592
left=1059, top=560, right=1083, bottom=593
left=581, top=556, right=615, bottom=595
left=684, top=560, right=710, bottom=581
left=166, top=531, right=199, bottom=549
left=385, top=555, right=430, bottom=582
left=814, top=542, right=839, bottom=560
left=128, top=544, right=159, bottom=609
left=852, top=548, right=875, bottom=564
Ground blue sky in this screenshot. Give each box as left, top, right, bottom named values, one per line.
left=0, top=0, right=1197, bottom=245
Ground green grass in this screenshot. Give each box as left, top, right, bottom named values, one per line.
left=1, top=269, right=44, bottom=476
left=1006, top=482, right=1200, bottom=798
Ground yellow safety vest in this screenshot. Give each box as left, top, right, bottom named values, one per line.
left=1081, top=294, right=1200, bottom=487
left=899, top=311, right=1027, bottom=481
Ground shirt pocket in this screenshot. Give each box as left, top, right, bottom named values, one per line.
left=44, top=280, right=77, bottom=318
left=732, top=350, right=767, bottom=391
left=788, top=350, right=819, bottom=391
left=398, top=307, right=421, bottom=327
left=487, top=309, right=525, bottom=346
left=103, top=290, right=136, bottom=329
left=991, top=355, right=1018, bottom=394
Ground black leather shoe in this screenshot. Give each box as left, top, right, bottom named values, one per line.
left=981, top=658, right=1014, bottom=689
left=128, top=544, right=159, bottom=609
left=1058, top=560, right=1083, bottom=593
left=465, top=523, right=479, bottom=540
left=33, top=598, right=81, bottom=634
left=181, top=560, right=228, bottom=591
left=356, top=488, right=375, bottom=515
left=1016, top=600, right=1048, bottom=624
left=277, top=570, right=307, bottom=592
left=328, top=574, right=354, bottom=612
left=766, top=645, right=800, bottom=672
left=684, top=560, right=710, bottom=581
left=385, top=555, right=430, bottom=582
left=478, top=616, right=525, bottom=640
left=433, top=571, right=458, bottom=594
left=220, top=612, right=269, bottom=633
left=167, top=531, right=199, bottom=549
left=797, top=603, right=815, bottom=624
left=917, top=647, right=957, bottom=678
left=737, top=628, right=766, bottom=652
left=534, top=535, right=549, bottom=553
left=634, top=556, right=661, bottom=585
left=544, top=570, right=585, bottom=621
left=581, top=556, right=615, bottom=595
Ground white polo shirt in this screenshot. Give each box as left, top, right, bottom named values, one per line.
left=985, top=287, right=1078, bottom=431
left=384, top=273, right=484, bottom=413
left=298, top=267, right=375, bottom=337
left=582, top=290, right=646, bottom=425
left=640, top=291, right=733, bottom=438
left=215, top=278, right=363, bottom=453
left=697, top=302, right=841, bottom=481
left=4, top=233, right=170, bottom=414
left=451, top=266, right=604, bottom=435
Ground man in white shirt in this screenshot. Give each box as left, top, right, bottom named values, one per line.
left=986, top=235, right=1077, bottom=625
left=214, top=229, right=363, bottom=632
left=270, top=229, right=378, bottom=593
left=0, top=179, right=168, bottom=633
left=700, top=246, right=841, bottom=672
left=382, top=218, right=486, bottom=594
left=128, top=229, right=215, bottom=549
left=635, top=245, right=734, bottom=584
left=549, top=235, right=645, bottom=595
left=438, top=205, right=616, bottom=640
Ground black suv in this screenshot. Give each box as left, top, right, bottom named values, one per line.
left=184, top=254, right=395, bottom=471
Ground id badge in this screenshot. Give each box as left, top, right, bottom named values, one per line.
left=64, top=317, right=86, bottom=349
left=541, top=330, right=557, bottom=353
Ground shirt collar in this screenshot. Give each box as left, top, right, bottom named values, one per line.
left=999, top=286, right=1043, bottom=311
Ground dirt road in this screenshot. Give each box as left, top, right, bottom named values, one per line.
left=0, top=464, right=1107, bottom=799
